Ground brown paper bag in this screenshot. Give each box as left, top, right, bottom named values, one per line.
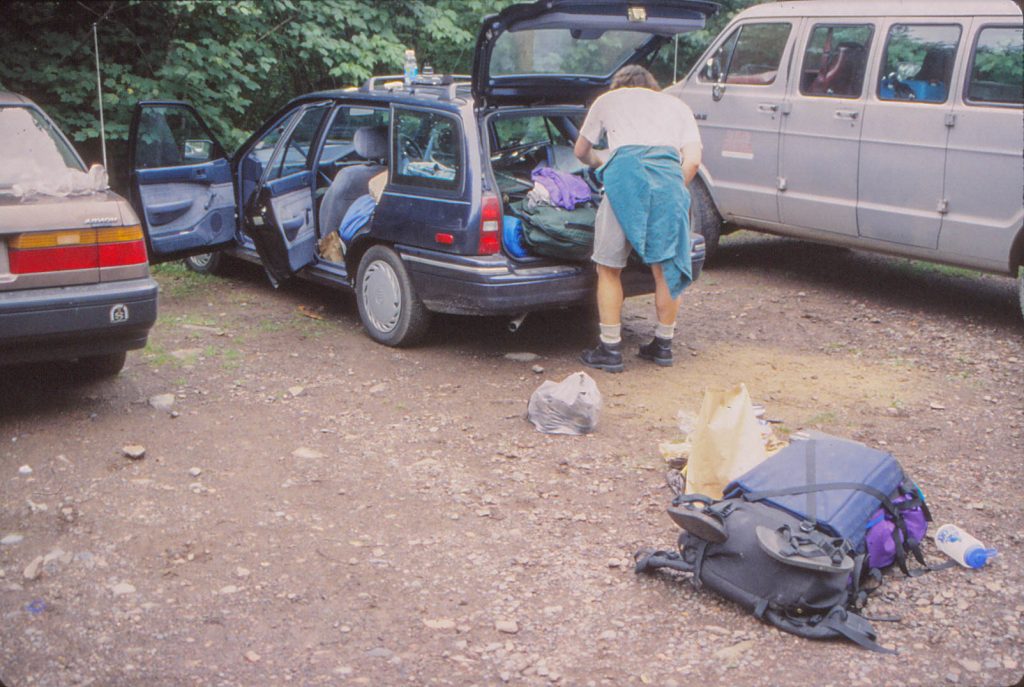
left=685, top=384, right=767, bottom=498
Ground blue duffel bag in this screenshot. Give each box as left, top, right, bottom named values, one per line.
left=724, top=433, right=905, bottom=550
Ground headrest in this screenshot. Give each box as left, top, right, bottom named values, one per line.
left=354, top=125, right=388, bottom=162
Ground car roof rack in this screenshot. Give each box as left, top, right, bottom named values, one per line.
left=360, top=74, right=472, bottom=100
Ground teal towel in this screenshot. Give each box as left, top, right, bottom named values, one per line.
left=596, top=145, right=692, bottom=298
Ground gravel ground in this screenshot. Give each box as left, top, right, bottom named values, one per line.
left=1, top=233, right=1022, bottom=687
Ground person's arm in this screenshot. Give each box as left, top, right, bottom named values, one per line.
left=574, top=135, right=605, bottom=170
left=680, top=142, right=702, bottom=185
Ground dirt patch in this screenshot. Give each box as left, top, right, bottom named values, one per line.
left=1, top=235, right=1022, bottom=686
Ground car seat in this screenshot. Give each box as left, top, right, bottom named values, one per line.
left=807, top=43, right=865, bottom=96
left=909, top=45, right=956, bottom=101
left=318, top=125, right=388, bottom=242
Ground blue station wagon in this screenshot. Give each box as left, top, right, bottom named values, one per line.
left=128, top=0, right=714, bottom=346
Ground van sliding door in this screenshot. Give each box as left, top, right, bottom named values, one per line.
left=779, top=22, right=875, bottom=237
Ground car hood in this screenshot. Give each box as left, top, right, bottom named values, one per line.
left=471, top=0, right=717, bottom=108
left=0, top=190, right=133, bottom=236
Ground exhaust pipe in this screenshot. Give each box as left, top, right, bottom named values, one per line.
left=507, top=312, right=528, bottom=333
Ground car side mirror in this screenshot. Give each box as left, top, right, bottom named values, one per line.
left=183, top=139, right=213, bottom=162
left=704, top=57, right=723, bottom=82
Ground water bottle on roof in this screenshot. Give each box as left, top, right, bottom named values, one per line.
left=404, top=49, right=418, bottom=87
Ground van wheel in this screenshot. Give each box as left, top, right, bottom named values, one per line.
left=76, top=351, right=127, bottom=379
left=689, top=179, right=722, bottom=263
left=356, top=245, right=431, bottom=347
left=1018, top=267, right=1024, bottom=321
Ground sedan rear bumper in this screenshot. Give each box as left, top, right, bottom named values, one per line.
left=0, top=278, right=158, bottom=365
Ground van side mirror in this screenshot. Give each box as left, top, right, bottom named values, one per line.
left=703, top=57, right=723, bottom=82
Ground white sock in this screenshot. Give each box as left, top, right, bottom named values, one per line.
left=599, top=323, right=621, bottom=345
left=655, top=322, right=676, bottom=340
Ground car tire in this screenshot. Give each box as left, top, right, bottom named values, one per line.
left=76, top=351, right=127, bottom=379
left=355, top=245, right=431, bottom=347
left=689, top=178, right=722, bottom=263
left=184, top=251, right=227, bottom=275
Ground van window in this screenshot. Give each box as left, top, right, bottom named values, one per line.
left=800, top=24, right=874, bottom=98
left=966, top=26, right=1023, bottom=105
left=879, top=24, right=962, bottom=103
left=393, top=109, right=463, bottom=191
left=699, top=23, right=791, bottom=86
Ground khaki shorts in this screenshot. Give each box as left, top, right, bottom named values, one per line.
left=591, top=196, right=632, bottom=269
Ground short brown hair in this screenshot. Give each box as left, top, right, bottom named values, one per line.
left=610, top=65, right=660, bottom=91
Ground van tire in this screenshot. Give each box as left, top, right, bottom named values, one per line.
left=689, top=179, right=722, bottom=263
left=1018, top=267, right=1024, bottom=321
left=356, top=245, right=431, bottom=347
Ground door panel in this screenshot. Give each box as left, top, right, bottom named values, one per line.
left=673, top=21, right=794, bottom=224
left=857, top=23, right=962, bottom=249
left=247, top=172, right=316, bottom=286
left=939, top=22, right=1024, bottom=270
left=780, top=23, right=875, bottom=236
left=128, top=102, right=237, bottom=262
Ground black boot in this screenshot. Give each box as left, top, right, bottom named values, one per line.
left=580, top=340, right=624, bottom=373
left=638, top=336, right=673, bottom=367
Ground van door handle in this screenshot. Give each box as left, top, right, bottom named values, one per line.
left=835, top=110, right=859, bottom=120
left=757, top=103, right=778, bottom=113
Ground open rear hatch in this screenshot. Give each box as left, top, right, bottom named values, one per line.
left=472, top=0, right=718, bottom=108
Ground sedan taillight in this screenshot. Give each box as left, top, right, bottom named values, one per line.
left=8, top=225, right=148, bottom=274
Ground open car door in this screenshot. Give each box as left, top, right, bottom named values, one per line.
left=241, top=101, right=331, bottom=287
left=472, top=0, right=718, bottom=108
left=128, top=101, right=237, bottom=263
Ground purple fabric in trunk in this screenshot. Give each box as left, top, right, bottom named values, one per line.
left=531, top=166, right=591, bottom=210
left=864, top=494, right=928, bottom=569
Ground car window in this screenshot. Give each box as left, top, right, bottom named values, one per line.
left=246, top=113, right=293, bottom=176
left=135, top=105, right=220, bottom=169
left=492, top=115, right=576, bottom=150
left=0, top=106, right=95, bottom=197
left=490, top=29, right=650, bottom=77
left=965, top=26, right=1023, bottom=105
left=266, top=103, right=329, bottom=181
left=392, top=109, right=463, bottom=191
left=879, top=24, right=962, bottom=103
left=321, top=106, right=390, bottom=167
left=800, top=24, right=874, bottom=98
left=700, top=23, right=791, bottom=86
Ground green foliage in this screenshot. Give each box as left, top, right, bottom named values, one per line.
left=0, top=0, right=763, bottom=189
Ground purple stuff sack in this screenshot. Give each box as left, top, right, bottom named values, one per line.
left=864, top=494, right=929, bottom=569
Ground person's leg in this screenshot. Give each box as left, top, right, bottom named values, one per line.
left=582, top=199, right=631, bottom=372
left=596, top=263, right=624, bottom=334
left=638, top=263, right=681, bottom=367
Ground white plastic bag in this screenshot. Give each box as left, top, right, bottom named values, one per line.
left=685, top=383, right=767, bottom=498
left=527, top=371, right=602, bottom=435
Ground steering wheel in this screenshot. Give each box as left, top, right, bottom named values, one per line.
left=399, top=134, right=424, bottom=160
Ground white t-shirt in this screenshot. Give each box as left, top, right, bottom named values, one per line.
left=579, top=87, right=702, bottom=153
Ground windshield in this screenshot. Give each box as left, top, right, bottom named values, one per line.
left=0, top=106, right=106, bottom=199
left=490, top=29, right=651, bottom=77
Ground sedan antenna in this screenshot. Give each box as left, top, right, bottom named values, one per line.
left=92, top=22, right=108, bottom=170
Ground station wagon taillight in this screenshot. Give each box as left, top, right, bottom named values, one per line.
left=8, top=225, right=148, bottom=274
left=478, top=194, right=502, bottom=255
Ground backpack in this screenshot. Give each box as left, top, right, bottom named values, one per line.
left=636, top=494, right=895, bottom=653
left=511, top=199, right=596, bottom=261
left=636, top=434, right=945, bottom=652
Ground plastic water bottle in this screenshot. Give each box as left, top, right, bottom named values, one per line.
left=934, top=524, right=997, bottom=569
left=403, top=49, right=418, bottom=86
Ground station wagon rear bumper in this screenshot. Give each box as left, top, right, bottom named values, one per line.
left=399, top=238, right=705, bottom=316
left=0, top=277, right=158, bottom=365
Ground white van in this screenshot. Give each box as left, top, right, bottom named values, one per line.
left=669, top=0, right=1024, bottom=316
